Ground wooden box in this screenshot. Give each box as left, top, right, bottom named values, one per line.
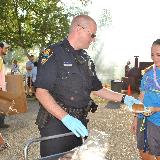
left=0, top=74, right=27, bottom=115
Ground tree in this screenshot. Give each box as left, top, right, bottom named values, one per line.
left=0, top=0, right=70, bottom=56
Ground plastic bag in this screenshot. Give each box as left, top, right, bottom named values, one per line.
left=59, top=129, right=109, bottom=160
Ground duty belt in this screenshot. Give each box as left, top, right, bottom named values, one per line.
left=36, top=101, right=91, bottom=129
left=56, top=101, right=91, bottom=119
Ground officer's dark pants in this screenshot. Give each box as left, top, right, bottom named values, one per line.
left=39, top=116, right=88, bottom=158
left=0, top=114, right=5, bottom=126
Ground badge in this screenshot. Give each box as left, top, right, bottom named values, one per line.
left=41, top=48, right=53, bottom=64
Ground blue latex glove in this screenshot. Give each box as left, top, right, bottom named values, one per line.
left=124, top=95, right=142, bottom=110
left=61, top=114, right=88, bottom=137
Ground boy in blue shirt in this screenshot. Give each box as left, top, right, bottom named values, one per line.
left=132, top=39, right=160, bottom=160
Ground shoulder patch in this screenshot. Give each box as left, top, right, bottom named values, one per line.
left=41, top=48, right=53, bottom=64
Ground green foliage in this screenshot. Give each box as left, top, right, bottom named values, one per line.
left=79, top=0, right=91, bottom=5
left=98, top=9, right=112, bottom=28
left=1, top=0, right=112, bottom=76
left=0, top=0, right=70, bottom=54
left=5, top=48, right=27, bottom=64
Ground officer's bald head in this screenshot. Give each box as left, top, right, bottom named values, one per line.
left=68, top=15, right=97, bottom=50
left=69, top=15, right=96, bottom=33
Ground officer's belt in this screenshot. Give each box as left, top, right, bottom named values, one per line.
left=55, top=101, right=91, bottom=119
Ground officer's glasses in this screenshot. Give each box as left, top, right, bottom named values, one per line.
left=78, top=25, right=96, bottom=38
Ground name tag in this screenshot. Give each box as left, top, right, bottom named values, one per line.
left=64, top=62, right=72, bottom=66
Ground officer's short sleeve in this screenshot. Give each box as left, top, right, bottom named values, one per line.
left=90, top=60, right=103, bottom=91
left=34, top=47, right=57, bottom=91
left=91, top=74, right=103, bottom=91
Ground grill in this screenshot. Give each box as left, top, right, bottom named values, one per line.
left=24, top=132, right=74, bottom=160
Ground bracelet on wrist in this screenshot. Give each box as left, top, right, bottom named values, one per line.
left=121, top=94, right=126, bottom=103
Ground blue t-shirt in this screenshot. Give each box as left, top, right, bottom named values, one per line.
left=139, top=66, right=160, bottom=126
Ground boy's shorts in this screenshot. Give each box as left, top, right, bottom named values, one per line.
left=137, top=118, right=160, bottom=156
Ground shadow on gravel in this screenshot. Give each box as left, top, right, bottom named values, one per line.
left=105, top=101, right=121, bottom=109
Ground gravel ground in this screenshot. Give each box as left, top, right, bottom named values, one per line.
left=0, top=98, right=140, bottom=160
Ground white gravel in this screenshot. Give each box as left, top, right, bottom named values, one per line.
left=0, top=98, right=140, bottom=160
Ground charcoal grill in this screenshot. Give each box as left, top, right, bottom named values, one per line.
left=24, top=132, right=74, bottom=160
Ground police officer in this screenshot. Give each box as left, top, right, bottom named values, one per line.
left=35, top=15, right=141, bottom=157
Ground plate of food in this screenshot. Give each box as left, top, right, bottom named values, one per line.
left=131, top=104, right=152, bottom=115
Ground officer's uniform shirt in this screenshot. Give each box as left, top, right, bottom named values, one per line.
left=35, top=38, right=102, bottom=108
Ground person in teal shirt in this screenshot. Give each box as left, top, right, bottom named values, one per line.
left=132, top=39, right=160, bottom=160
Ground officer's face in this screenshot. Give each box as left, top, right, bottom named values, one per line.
left=78, top=22, right=97, bottom=49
